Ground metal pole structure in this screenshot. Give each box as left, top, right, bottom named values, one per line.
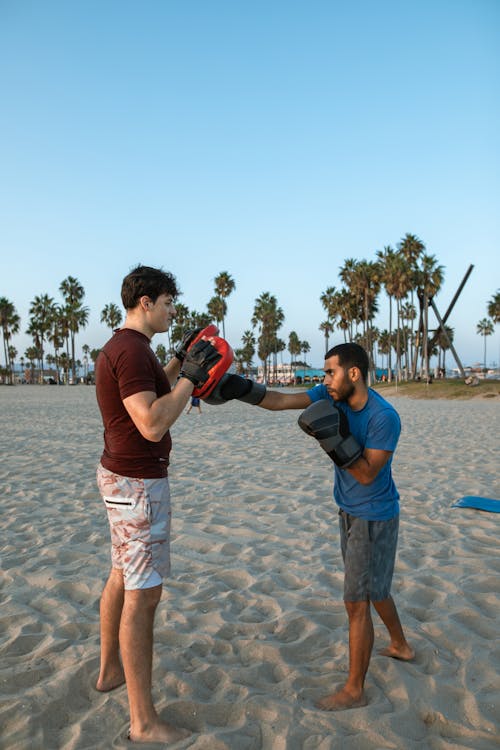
left=429, top=299, right=466, bottom=379
left=428, top=264, right=474, bottom=352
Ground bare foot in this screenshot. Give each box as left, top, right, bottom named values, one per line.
left=95, top=665, right=126, bottom=692
left=316, top=686, right=367, bottom=711
left=127, top=719, right=191, bottom=744
left=379, top=642, right=415, bottom=661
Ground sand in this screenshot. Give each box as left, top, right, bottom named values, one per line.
left=0, top=385, right=499, bottom=750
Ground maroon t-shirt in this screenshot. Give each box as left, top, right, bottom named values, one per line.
left=95, top=328, right=172, bottom=478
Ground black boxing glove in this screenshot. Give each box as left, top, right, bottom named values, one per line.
left=174, top=328, right=203, bottom=361
left=179, top=340, right=222, bottom=387
left=203, top=374, right=267, bottom=406
left=298, top=399, right=362, bottom=468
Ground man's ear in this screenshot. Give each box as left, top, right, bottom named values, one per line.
left=349, top=366, right=361, bottom=383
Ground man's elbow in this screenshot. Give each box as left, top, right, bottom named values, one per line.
left=140, top=424, right=166, bottom=443
left=350, top=464, right=377, bottom=485
left=148, top=432, right=165, bottom=443
left=357, top=474, right=376, bottom=486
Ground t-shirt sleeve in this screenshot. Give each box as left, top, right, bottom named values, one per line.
left=114, top=340, right=157, bottom=400
left=365, top=407, right=401, bottom=452
left=307, top=384, right=329, bottom=402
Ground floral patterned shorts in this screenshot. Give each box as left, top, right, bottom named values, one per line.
left=96, top=464, right=171, bottom=590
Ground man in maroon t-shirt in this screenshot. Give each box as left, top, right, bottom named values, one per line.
left=94, top=265, right=220, bottom=745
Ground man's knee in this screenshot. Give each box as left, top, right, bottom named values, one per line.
left=344, top=599, right=370, bottom=620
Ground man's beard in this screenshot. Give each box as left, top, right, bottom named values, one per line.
left=336, top=377, right=355, bottom=403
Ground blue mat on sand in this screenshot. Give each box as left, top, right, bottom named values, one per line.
left=452, top=496, right=500, bottom=513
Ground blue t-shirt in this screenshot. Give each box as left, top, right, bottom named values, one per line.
left=307, top=385, right=401, bottom=521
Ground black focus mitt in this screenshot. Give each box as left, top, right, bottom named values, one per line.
left=298, top=399, right=362, bottom=468
left=203, top=374, right=266, bottom=406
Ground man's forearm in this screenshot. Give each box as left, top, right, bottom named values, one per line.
left=164, top=357, right=181, bottom=387
left=149, top=378, right=193, bottom=439
left=345, top=448, right=392, bottom=485
left=259, top=389, right=311, bottom=411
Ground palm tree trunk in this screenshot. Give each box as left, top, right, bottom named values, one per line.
left=412, top=303, right=424, bottom=380
left=423, top=293, right=429, bottom=380
left=71, top=333, right=76, bottom=384
left=409, top=290, right=415, bottom=374
left=2, top=334, right=9, bottom=382
left=388, top=296, right=393, bottom=382
left=396, top=300, right=401, bottom=382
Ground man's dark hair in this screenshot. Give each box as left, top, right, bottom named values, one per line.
left=121, top=265, right=180, bottom=310
left=325, top=342, right=369, bottom=382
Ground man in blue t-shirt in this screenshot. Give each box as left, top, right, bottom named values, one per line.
left=206, top=342, right=414, bottom=711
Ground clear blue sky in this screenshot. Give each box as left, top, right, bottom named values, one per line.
left=1, top=0, right=499, bottom=369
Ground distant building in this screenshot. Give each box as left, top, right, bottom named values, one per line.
left=256, top=363, right=323, bottom=384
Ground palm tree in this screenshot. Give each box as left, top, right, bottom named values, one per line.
left=25, top=320, right=42, bottom=373
left=351, top=260, right=381, bottom=383
left=288, top=331, right=301, bottom=382
left=60, top=276, right=89, bottom=384
left=377, top=330, right=391, bottom=374
left=487, top=290, right=500, bottom=324
left=232, top=348, right=246, bottom=374
left=46, top=305, right=66, bottom=385
left=25, top=346, right=40, bottom=383
left=384, top=253, right=412, bottom=380
left=235, top=329, right=256, bottom=375
left=46, top=352, right=55, bottom=377
left=320, top=286, right=339, bottom=332
left=155, top=343, right=167, bottom=365
left=398, top=234, right=425, bottom=374
left=376, top=246, right=398, bottom=380
left=476, top=318, right=494, bottom=371
left=0, top=297, right=20, bottom=384
left=400, top=301, right=417, bottom=379
left=188, top=310, right=212, bottom=330
left=398, top=233, right=426, bottom=268
left=169, top=302, right=191, bottom=354
left=335, top=288, right=356, bottom=342
left=90, top=349, right=101, bottom=367
left=435, top=324, right=454, bottom=375
left=252, top=292, right=284, bottom=382
left=207, top=296, right=226, bottom=332
left=340, top=259, right=379, bottom=344
left=319, top=320, right=333, bottom=354
left=271, top=337, right=286, bottom=381
left=301, top=341, right=311, bottom=377
left=339, top=258, right=359, bottom=292
left=8, top=345, right=17, bottom=380
left=27, top=293, right=56, bottom=382
left=414, top=254, right=444, bottom=380
left=59, top=352, right=70, bottom=384
left=214, top=271, right=235, bottom=338
left=100, top=303, right=123, bottom=332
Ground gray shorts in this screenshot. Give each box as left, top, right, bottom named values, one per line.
left=96, top=464, right=171, bottom=590
left=339, top=510, right=399, bottom=602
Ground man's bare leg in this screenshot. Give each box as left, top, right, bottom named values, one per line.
left=121, top=585, right=190, bottom=744
left=317, top=600, right=372, bottom=711
left=96, top=568, right=126, bottom=692
left=372, top=596, right=414, bottom=660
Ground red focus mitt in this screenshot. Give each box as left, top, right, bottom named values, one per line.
left=187, top=325, right=234, bottom=398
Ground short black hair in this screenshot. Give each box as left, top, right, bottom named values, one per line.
left=121, top=265, right=180, bottom=310
left=325, top=342, right=369, bottom=382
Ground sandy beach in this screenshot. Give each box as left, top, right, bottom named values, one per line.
left=0, top=385, right=499, bottom=750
